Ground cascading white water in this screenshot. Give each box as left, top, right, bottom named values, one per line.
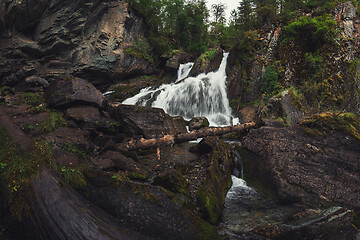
left=176, top=62, right=194, bottom=82
left=123, top=52, right=237, bottom=126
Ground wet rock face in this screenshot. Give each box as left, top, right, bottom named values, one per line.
left=242, top=126, right=360, bottom=208
left=45, top=77, right=105, bottom=108
left=0, top=0, right=154, bottom=88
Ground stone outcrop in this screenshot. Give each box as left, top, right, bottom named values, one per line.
left=242, top=126, right=360, bottom=208
left=0, top=0, right=154, bottom=89
left=45, top=77, right=105, bottom=108
left=108, top=103, right=188, bottom=138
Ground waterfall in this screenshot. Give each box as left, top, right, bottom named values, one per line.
left=123, top=52, right=237, bottom=126
left=176, top=62, right=194, bottom=82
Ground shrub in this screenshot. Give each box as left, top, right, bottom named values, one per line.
left=261, top=64, right=283, bottom=100
left=284, top=14, right=336, bottom=51
left=40, top=112, right=67, bottom=133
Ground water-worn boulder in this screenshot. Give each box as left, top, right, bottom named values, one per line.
left=45, top=77, right=105, bottom=109
left=242, top=126, right=360, bottom=208
left=0, top=0, right=154, bottom=88
left=108, top=103, right=187, bottom=138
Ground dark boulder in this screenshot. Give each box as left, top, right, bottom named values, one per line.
left=85, top=178, right=215, bottom=240
left=108, top=103, right=187, bottom=138
left=45, top=77, right=105, bottom=109
left=262, top=90, right=305, bottom=126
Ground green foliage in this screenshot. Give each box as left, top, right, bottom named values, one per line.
left=40, top=112, right=67, bottom=133
left=198, top=49, right=217, bottom=67
left=0, top=86, right=14, bottom=96
left=59, top=166, right=87, bottom=191
left=284, top=14, right=336, bottom=51
left=61, top=142, right=88, bottom=159
left=125, top=37, right=153, bottom=63
left=304, top=52, right=323, bottom=74
left=23, top=122, right=36, bottom=134
left=0, top=128, right=52, bottom=220
left=128, top=0, right=209, bottom=57
left=16, top=92, right=44, bottom=106
left=261, top=64, right=283, bottom=99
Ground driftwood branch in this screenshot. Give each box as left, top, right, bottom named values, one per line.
left=125, top=122, right=256, bottom=151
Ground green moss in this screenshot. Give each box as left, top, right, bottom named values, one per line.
left=61, top=142, right=88, bottom=159
left=195, top=219, right=220, bottom=240
left=196, top=140, right=233, bottom=224
left=29, top=105, right=49, bottom=114
left=300, top=112, right=360, bottom=141
left=40, top=112, right=67, bottom=133
left=0, top=86, right=14, bottom=96
left=15, top=92, right=45, bottom=106
left=23, top=122, right=36, bottom=134
left=288, top=87, right=310, bottom=114
left=58, top=166, right=87, bottom=191
left=129, top=172, right=147, bottom=181
left=0, top=128, right=52, bottom=220
left=153, top=170, right=189, bottom=195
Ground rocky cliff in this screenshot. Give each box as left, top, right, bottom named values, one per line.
left=226, top=1, right=360, bottom=115
left=0, top=0, right=154, bottom=89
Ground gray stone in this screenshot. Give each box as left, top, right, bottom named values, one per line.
left=45, top=77, right=105, bottom=108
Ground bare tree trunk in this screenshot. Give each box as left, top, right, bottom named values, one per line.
left=125, top=122, right=256, bottom=151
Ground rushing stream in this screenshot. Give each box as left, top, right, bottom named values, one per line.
left=123, top=52, right=238, bottom=126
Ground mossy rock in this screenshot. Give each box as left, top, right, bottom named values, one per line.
left=195, top=137, right=233, bottom=224
left=300, top=112, right=360, bottom=141
left=189, top=117, right=209, bottom=131
left=153, top=169, right=189, bottom=195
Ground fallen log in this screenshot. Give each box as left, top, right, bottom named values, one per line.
left=125, top=122, right=256, bottom=151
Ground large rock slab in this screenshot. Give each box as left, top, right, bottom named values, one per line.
left=45, top=77, right=105, bottom=108
left=27, top=168, right=155, bottom=240
left=242, top=126, right=360, bottom=208
left=108, top=103, right=187, bottom=138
